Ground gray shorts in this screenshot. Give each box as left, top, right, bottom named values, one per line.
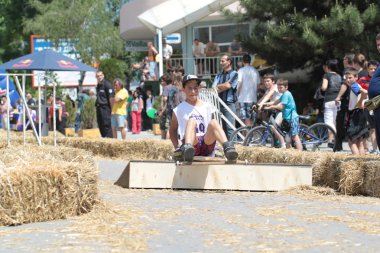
left=111, top=114, right=126, bottom=128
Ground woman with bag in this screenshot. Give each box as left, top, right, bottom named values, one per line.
left=320, top=59, right=342, bottom=148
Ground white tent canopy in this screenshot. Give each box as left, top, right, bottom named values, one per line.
left=138, top=0, right=236, bottom=35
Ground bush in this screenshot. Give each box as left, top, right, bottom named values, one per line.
left=81, top=98, right=97, bottom=129
left=98, top=58, right=128, bottom=83
left=64, top=99, right=76, bottom=127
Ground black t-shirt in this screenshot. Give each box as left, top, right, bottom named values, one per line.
left=323, top=72, right=342, bottom=103
left=96, top=79, right=114, bottom=107
left=27, top=98, right=36, bottom=106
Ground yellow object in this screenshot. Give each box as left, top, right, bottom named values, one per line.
left=153, top=123, right=161, bottom=135
left=78, top=128, right=101, bottom=138
left=112, top=88, right=129, bottom=115
left=252, top=56, right=267, bottom=67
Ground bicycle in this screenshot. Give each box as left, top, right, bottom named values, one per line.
left=230, top=107, right=309, bottom=146
left=243, top=113, right=336, bottom=151
left=229, top=105, right=266, bottom=145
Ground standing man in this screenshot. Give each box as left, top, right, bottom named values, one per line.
left=111, top=78, right=129, bottom=140
left=368, top=33, right=380, bottom=150
left=147, top=41, right=158, bottom=80
left=162, top=39, right=173, bottom=71
left=205, top=40, right=220, bottom=75
left=95, top=71, right=114, bottom=138
left=212, top=54, right=239, bottom=139
left=192, top=39, right=205, bottom=75
left=237, top=54, right=260, bottom=126
left=26, top=93, right=36, bottom=107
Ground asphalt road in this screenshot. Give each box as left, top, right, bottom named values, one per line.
left=1, top=159, right=379, bottom=253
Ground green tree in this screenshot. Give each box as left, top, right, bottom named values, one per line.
left=234, top=1, right=380, bottom=73
left=98, top=58, right=128, bottom=83
left=0, top=0, right=47, bottom=63
left=23, top=0, right=124, bottom=64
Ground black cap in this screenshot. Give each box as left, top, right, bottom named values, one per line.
left=182, top=74, right=201, bottom=86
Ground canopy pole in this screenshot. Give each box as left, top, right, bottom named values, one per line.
left=14, top=75, right=41, bottom=146
left=6, top=75, right=10, bottom=146
left=22, top=75, right=26, bottom=144
left=156, top=28, right=164, bottom=78
left=38, top=76, right=42, bottom=142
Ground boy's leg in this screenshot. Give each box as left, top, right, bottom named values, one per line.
left=348, top=139, right=359, bottom=155
left=291, top=135, right=303, bottom=151
left=270, top=125, right=286, bottom=148
left=181, top=119, right=198, bottom=162
left=358, top=138, right=366, bottom=155
left=290, top=117, right=302, bottom=150
left=204, top=119, right=238, bottom=161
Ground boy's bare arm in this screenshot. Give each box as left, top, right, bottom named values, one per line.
left=356, top=88, right=368, bottom=109
left=335, top=84, right=348, bottom=102
left=169, top=113, right=179, bottom=149
left=257, top=89, right=274, bottom=109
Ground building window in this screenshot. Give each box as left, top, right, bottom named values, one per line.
left=193, top=23, right=249, bottom=52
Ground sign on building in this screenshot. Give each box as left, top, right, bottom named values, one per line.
left=31, top=35, right=97, bottom=88
left=165, top=33, right=181, bottom=44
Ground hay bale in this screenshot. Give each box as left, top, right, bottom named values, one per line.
left=0, top=145, right=98, bottom=226
left=237, top=145, right=319, bottom=165
left=360, top=161, right=380, bottom=197
left=58, top=138, right=173, bottom=160
left=339, top=159, right=380, bottom=197
left=312, top=153, right=348, bottom=189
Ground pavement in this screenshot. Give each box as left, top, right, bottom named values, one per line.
left=1, top=130, right=378, bottom=253
left=0, top=159, right=380, bottom=253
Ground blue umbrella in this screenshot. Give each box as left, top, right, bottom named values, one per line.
left=0, top=49, right=96, bottom=72
left=0, top=69, right=21, bottom=107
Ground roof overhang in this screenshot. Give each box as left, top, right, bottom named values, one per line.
left=137, top=0, right=236, bottom=35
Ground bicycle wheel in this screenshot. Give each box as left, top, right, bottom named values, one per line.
left=229, top=126, right=252, bottom=145
left=243, top=126, right=275, bottom=147
left=302, top=123, right=337, bottom=151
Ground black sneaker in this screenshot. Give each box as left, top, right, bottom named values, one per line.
left=181, top=143, right=195, bottom=162
left=173, top=148, right=183, bottom=161
left=223, top=141, right=238, bottom=161
left=328, top=142, right=334, bottom=149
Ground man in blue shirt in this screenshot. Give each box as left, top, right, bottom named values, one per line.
left=368, top=33, right=380, bottom=150
left=267, top=79, right=302, bottom=150
left=212, top=54, right=238, bottom=139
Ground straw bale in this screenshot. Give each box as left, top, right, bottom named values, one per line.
left=0, top=145, right=98, bottom=226
left=57, top=138, right=173, bottom=160
left=339, top=159, right=380, bottom=197
left=236, top=146, right=319, bottom=165
left=312, top=153, right=348, bottom=189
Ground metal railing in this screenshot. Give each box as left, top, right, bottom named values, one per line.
left=199, top=88, right=245, bottom=133
left=0, top=73, right=60, bottom=147
left=168, top=55, right=243, bottom=77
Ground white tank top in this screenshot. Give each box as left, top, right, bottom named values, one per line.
left=271, top=84, right=282, bottom=101
left=173, top=101, right=214, bottom=140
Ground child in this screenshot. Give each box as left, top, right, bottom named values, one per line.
left=345, top=68, right=368, bottom=155
left=266, top=79, right=302, bottom=150
left=359, top=60, right=379, bottom=154
left=169, top=74, right=238, bottom=162
left=257, top=73, right=282, bottom=112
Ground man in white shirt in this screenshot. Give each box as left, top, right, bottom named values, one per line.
left=163, top=39, right=173, bottom=70
left=192, top=39, right=205, bottom=75
left=237, top=54, right=260, bottom=126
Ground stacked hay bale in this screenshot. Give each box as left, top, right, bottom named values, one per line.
left=57, top=138, right=173, bottom=160
left=0, top=145, right=98, bottom=226
left=2, top=130, right=380, bottom=198
left=339, top=158, right=380, bottom=197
